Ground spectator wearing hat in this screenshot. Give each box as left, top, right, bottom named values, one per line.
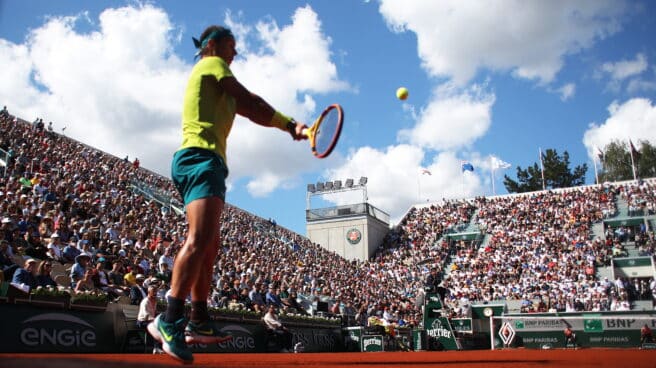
left=70, top=252, right=91, bottom=287
left=1, top=216, right=13, bottom=231
left=12, top=258, right=39, bottom=291
left=130, top=273, right=148, bottom=305
left=46, top=233, right=65, bottom=263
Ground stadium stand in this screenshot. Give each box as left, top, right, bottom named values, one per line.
left=1, top=109, right=655, bottom=333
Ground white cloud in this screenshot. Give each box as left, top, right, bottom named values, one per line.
left=582, top=98, right=656, bottom=159
left=397, top=84, right=495, bottom=151
left=626, top=78, right=656, bottom=94
left=225, top=5, right=349, bottom=196
left=0, top=4, right=347, bottom=198
left=598, top=53, right=651, bottom=93
left=1, top=5, right=188, bottom=174
left=378, top=0, right=625, bottom=85
left=324, top=146, right=483, bottom=223
left=600, top=53, right=648, bottom=81
left=558, top=83, right=576, bottom=101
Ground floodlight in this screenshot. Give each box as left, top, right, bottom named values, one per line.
left=307, top=184, right=316, bottom=193
left=324, top=181, right=333, bottom=190
left=316, top=182, right=324, bottom=191
left=345, top=178, right=354, bottom=188
left=359, top=177, right=368, bottom=186
left=333, top=180, right=342, bottom=190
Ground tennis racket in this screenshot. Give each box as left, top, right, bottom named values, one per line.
left=302, top=104, right=344, bottom=158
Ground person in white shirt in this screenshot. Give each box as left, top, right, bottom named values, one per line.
left=263, top=305, right=293, bottom=352
left=46, top=235, right=64, bottom=262
left=158, top=247, right=174, bottom=272
left=137, top=286, right=159, bottom=328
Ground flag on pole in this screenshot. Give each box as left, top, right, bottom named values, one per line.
left=629, top=139, right=639, bottom=180
left=597, top=147, right=605, bottom=163
left=490, top=156, right=511, bottom=170
left=630, top=140, right=641, bottom=160
left=420, top=168, right=432, bottom=175
left=461, top=162, right=474, bottom=172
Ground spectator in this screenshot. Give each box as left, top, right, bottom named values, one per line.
left=155, top=261, right=172, bottom=284
left=62, top=237, right=81, bottom=263
left=0, top=239, right=19, bottom=282
left=93, top=258, right=122, bottom=299
left=263, top=305, right=293, bottom=352
left=23, top=231, right=48, bottom=260
left=75, top=268, right=97, bottom=292
left=108, top=261, right=129, bottom=293
left=130, top=274, right=148, bottom=305
left=285, top=290, right=307, bottom=315
left=249, top=282, right=266, bottom=313
left=70, top=253, right=91, bottom=287
left=36, top=260, right=57, bottom=287
left=137, top=285, right=158, bottom=328
left=12, top=258, right=39, bottom=291
left=266, top=285, right=284, bottom=309
left=158, top=247, right=173, bottom=272
left=124, top=267, right=139, bottom=287
left=46, top=233, right=65, bottom=263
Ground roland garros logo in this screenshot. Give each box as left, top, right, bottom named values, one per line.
left=346, top=228, right=361, bottom=245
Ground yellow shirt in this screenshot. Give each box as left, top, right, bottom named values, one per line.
left=124, top=272, right=137, bottom=287
left=179, top=56, right=236, bottom=164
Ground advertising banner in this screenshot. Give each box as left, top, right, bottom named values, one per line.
left=0, top=305, right=116, bottom=353
left=361, top=335, right=384, bottom=352
left=500, top=314, right=656, bottom=349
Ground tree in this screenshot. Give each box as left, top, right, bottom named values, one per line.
left=598, top=139, right=656, bottom=182
left=503, top=149, right=587, bottom=193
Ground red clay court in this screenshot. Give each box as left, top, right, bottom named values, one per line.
left=1, top=349, right=653, bottom=368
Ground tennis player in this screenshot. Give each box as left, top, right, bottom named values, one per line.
left=148, top=25, right=307, bottom=363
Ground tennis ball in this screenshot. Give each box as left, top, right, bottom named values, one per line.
left=396, top=87, right=409, bottom=100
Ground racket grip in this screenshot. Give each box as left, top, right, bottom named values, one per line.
left=301, top=128, right=309, bottom=138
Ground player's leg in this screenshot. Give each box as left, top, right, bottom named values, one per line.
left=184, top=198, right=232, bottom=344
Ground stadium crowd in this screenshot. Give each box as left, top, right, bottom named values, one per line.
left=1, top=108, right=655, bottom=332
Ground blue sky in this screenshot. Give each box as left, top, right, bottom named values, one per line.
left=1, top=1, right=655, bottom=235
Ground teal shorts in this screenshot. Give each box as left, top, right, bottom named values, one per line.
left=171, top=147, right=228, bottom=205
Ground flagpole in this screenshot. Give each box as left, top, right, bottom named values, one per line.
left=592, top=156, right=599, bottom=185
left=539, top=147, right=546, bottom=190
left=491, top=156, right=496, bottom=196
left=628, top=140, right=637, bottom=181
